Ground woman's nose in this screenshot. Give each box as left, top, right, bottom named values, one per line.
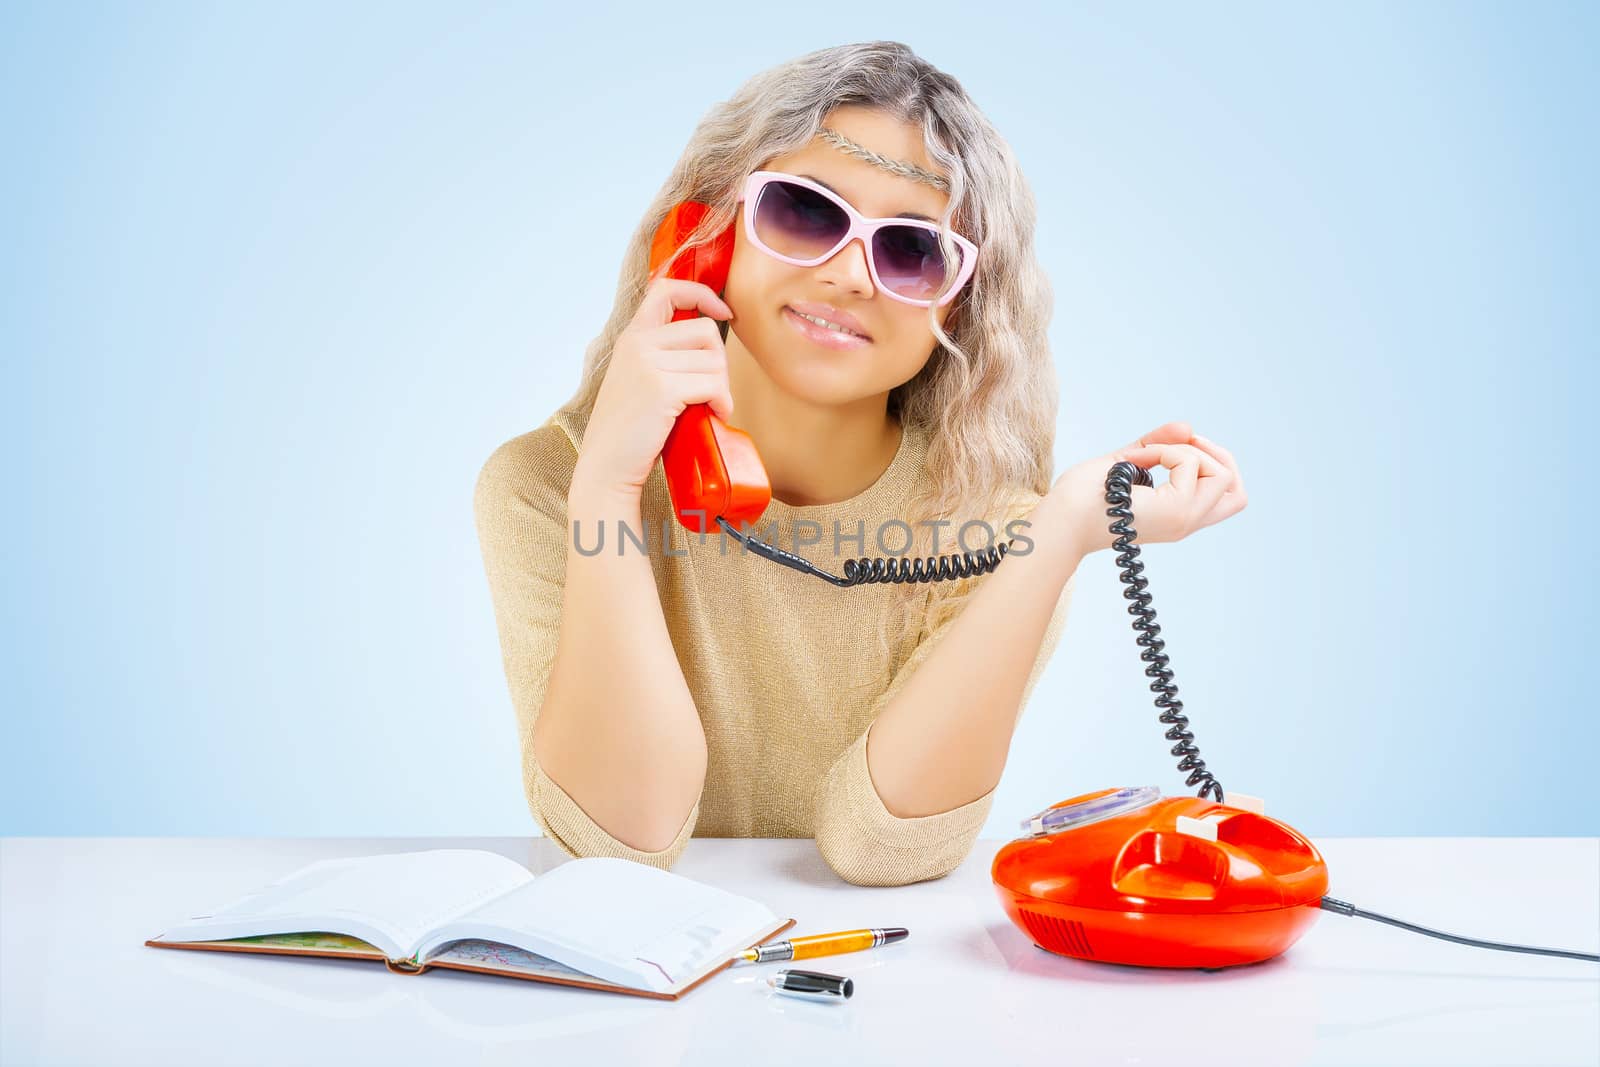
left=814, top=236, right=875, bottom=297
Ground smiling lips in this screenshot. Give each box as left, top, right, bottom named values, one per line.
left=783, top=306, right=872, bottom=349
left=786, top=300, right=870, bottom=338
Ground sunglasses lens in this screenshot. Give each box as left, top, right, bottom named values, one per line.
left=752, top=179, right=849, bottom=261
left=872, top=224, right=963, bottom=303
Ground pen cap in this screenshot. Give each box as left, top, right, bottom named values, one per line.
left=769, top=969, right=853, bottom=1002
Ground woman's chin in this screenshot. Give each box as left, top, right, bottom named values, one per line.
left=767, top=369, right=870, bottom=407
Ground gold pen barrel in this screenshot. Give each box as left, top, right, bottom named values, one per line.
left=789, top=930, right=876, bottom=959
left=739, top=927, right=908, bottom=964
left=791, top=928, right=903, bottom=959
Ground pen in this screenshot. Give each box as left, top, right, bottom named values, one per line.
left=735, top=927, right=908, bottom=964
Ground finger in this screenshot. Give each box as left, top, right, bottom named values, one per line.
left=653, top=348, right=727, bottom=374
left=1115, top=442, right=1224, bottom=498
left=648, top=316, right=727, bottom=351
left=674, top=372, right=736, bottom=422
left=1112, top=443, right=1195, bottom=496
left=1190, top=459, right=1234, bottom=523
left=1191, top=433, right=1246, bottom=501
left=1104, top=422, right=1191, bottom=487
left=1120, top=421, right=1193, bottom=454
left=637, top=279, right=733, bottom=326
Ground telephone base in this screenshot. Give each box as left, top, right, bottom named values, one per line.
left=993, top=787, right=1329, bottom=969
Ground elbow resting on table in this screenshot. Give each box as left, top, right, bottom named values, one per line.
left=523, top=781, right=695, bottom=871
left=812, top=784, right=990, bottom=887
left=810, top=724, right=993, bottom=887
left=521, top=732, right=701, bottom=871
left=815, top=834, right=974, bottom=888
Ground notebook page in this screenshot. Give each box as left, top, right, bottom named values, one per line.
left=428, top=939, right=599, bottom=983
left=425, top=857, right=779, bottom=991
left=153, top=849, right=534, bottom=959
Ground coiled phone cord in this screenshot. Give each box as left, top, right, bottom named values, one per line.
left=1105, top=460, right=1225, bottom=804
left=713, top=515, right=1014, bottom=587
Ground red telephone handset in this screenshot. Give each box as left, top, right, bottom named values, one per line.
left=647, top=202, right=773, bottom=534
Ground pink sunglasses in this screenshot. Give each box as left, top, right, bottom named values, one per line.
left=736, top=170, right=978, bottom=308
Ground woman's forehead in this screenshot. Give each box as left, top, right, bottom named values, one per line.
left=766, top=128, right=951, bottom=220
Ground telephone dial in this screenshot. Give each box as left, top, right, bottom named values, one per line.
left=648, top=199, right=1598, bottom=969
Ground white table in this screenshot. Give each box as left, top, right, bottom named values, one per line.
left=2, top=836, right=1596, bottom=1066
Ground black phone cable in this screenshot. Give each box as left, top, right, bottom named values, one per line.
left=1318, top=896, right=1599, bottom=962
left=1105, top=461, right=1225, bottom=803
left=713, top=515, right=1015, bottom=587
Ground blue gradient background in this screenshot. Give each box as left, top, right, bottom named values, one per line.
left=4, top=3, right=1595, bottom=838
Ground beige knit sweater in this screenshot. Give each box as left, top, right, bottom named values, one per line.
left=473, top=408, right=1075, bottom=886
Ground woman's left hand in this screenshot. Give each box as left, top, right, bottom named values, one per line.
left=1046, top=421, right=1249, bottom=556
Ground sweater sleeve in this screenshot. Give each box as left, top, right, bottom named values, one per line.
left=811, top=565, right=1078, bottom=887
left=473, top=424, right=699, bottom=869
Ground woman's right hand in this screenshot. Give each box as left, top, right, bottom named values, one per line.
left=1046, top=423, right=1247, bottom=556
left=571, top=278, right=737, bottom=502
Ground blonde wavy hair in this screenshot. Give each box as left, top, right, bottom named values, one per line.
left=556, top=40, right=1059, bottom=666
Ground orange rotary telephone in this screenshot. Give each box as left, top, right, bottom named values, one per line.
left=992, top=462, right=1330, bottom=968
left=993, top=787, right=1328, bottom=968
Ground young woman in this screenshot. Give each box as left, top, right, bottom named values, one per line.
left=474, top=42, right=1245, bottom=886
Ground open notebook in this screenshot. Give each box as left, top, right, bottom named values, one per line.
left=144, top=849, right=794, bottom=1000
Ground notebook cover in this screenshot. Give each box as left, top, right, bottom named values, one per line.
left=144, top=917, right=796, bottom=1001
